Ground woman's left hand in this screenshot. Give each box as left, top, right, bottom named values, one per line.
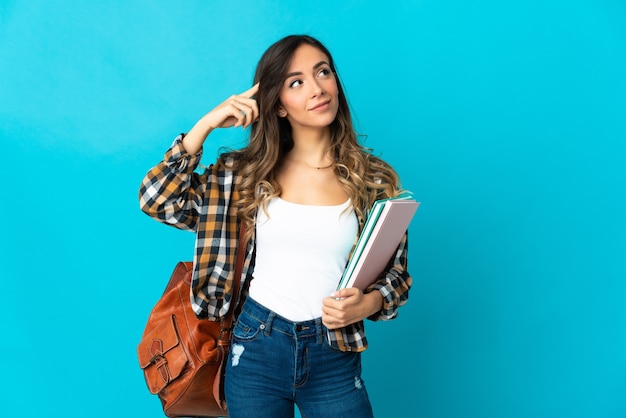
left=322, top=288, right=383, bottom=330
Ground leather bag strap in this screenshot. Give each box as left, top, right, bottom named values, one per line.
left=226, top=221, right=247, bottom=324
left=214, top=221, right=247, bottom=409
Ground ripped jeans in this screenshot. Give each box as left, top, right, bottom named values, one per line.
left=224, top=297, right=374, bottom=418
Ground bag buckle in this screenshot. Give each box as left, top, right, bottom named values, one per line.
left=218, top=327, right=233, bottom=343
left=149, top=340, right=172, bottom=384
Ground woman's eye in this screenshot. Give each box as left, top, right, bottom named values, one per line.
left=318, top=68, right=331, bottom=77
left=289, top=79, right=303, bottom=88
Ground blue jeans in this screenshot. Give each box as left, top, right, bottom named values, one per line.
left=224, top=297, right=374, bottom=418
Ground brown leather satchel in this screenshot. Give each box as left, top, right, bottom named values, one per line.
left=138, top=225, right=247, bottom=417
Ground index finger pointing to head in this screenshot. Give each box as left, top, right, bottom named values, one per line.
left=242, top=83, right=259, bottom=98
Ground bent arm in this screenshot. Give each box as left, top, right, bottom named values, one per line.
left=139, top=135, right=208, bottom=231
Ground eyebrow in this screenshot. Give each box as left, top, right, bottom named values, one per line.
left=284, top=60, right=330, bottom=79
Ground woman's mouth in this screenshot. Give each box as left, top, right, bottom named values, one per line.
left=309, top=100, right=331, bottom=111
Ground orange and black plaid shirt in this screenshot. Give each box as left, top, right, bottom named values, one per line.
left=139, top=135, right=411, bottom=352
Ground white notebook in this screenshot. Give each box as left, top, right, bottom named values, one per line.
left=337, top=197, right=420, bottom=290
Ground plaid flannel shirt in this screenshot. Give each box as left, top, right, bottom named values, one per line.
left=139, top=135, right=412, bottom=352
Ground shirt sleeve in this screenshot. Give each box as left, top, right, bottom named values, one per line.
left=365, top=231, right=412, bottom=321
left=138, top=134, right=207, bottom=232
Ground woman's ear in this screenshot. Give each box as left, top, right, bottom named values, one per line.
left=277, top=107, right=287, bottom=117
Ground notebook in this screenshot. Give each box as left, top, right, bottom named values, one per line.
left=337, top=196, right=419, bottom=290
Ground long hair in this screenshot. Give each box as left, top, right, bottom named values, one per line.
left=219, top=35, right=401, bottom=241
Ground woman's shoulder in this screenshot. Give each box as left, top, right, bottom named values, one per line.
left=364, top=153, right=397, bottom=180
left=360, top=152, right=402, bottom=200
left=366, top=153, right=394, bottom=170
left=216, top=151, right=245, bottom=172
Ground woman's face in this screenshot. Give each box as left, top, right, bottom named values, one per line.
left=278, top=43, right=339, bottom=134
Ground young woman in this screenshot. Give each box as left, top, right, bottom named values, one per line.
left=139, top=34, right=412, bottom=418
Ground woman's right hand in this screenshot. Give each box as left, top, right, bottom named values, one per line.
left=204, top=83, right=260, bottom=130
left=182, top=83, right=260, bottom=154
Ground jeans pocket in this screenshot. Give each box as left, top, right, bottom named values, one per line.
left=232, top=312, right=264, bottom=342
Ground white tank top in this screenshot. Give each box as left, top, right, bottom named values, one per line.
left=248, top=197, right=358, bottom=321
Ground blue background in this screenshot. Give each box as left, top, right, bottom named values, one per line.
left=1, top=1, right=625, bottom=417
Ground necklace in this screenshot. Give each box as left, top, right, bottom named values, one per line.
left=295, top=159, right=334, bottom=170
left=311, top=162, right=333, bottom=170
left=287, top=154, right=335, bottom=170
left=300, top=161, right=334, bottom=170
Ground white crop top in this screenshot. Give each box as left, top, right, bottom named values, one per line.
left=248, top=197, right=358, bottom=322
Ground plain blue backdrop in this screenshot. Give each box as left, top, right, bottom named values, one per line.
left=1, top=1, right=625, bottom=417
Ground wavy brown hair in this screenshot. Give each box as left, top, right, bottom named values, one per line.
left=218, top=35, right=401, bottom=241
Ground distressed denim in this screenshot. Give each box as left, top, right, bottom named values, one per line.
left=224, top=297, right=374, bottom=418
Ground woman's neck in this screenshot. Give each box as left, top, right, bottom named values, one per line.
left=288, top=128, right=333, bottom=169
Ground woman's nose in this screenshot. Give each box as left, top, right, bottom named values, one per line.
left=310, top=79, right=324, bottom=97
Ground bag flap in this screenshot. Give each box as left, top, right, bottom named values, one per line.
left=138, top=315, right=181, bottom=368
left=138, top=315, right=188, bottom=394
